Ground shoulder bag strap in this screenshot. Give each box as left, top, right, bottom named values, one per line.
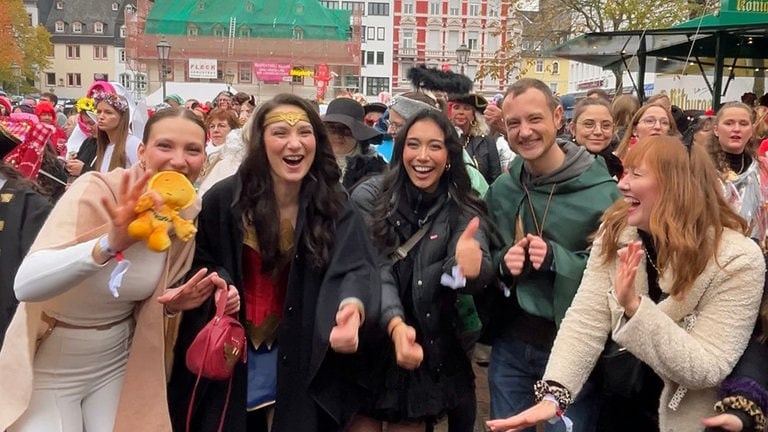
left=389, top=220, right=433, bottom=262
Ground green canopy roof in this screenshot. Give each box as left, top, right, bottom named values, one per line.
left=674, top=11, right=768, bottom=29
left=145, top=0, right=351, bottom=40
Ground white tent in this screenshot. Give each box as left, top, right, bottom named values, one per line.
left=143, top=82, right=238, bottom=106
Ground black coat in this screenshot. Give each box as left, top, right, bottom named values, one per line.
left=167, top=173, right=381, bottom=432
left=465, top=134, right=501, bottom=185
left=0, top=178, right=51, bottom=346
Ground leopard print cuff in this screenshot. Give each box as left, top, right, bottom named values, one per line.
left=534, top=380, right=573, bottom=412
left=715, top=395, right=766, bottom=431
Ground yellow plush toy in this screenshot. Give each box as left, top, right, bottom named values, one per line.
left=127, top=171, right=197, bottom=252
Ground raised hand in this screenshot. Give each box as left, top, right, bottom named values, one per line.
left=102, top=170, right=153, bottom=252
left=157, top=268, right=218, bottom=313
left=701, top=413, right=744, bottom=431
left=526, top=234, right=548, bottom=270
left=455, top=216, right=483, bottom=278
left=486, top=400, right=557, bottom=431
left=616, top=240, right=644, bottom=317
left=390, top=320, right=424, bottom=370
left=503, top=237, right=529, bottom=276
left=329, top=303, right=361, bottom=354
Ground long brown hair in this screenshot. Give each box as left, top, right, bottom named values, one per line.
left=95, top=96, right=130, bottom=171
left=615, top=103, right=678, bottom=160
left=598, top=135, right=748, bottom=298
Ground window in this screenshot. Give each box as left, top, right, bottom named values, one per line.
left=488, top=1, right=500, bottom=16
left=135, top=73, right=147, bottom=91
left=66, top=73, right=82, bottom=87
left=522, top=40, right=531, bottom=51
left=366, top=77, right=389, bottom=96
left=119, top=73, right=131, bottom=90
left=403, top=0, right=414, bottom=14
left=239, top=65, right=251, bottom=82
left=55, top=21, right=65, bottom=33
left=94, top=45, right=108, bottom=60
left=125, top=4, right=135, bottom=14
left=118, top=48, right=126, bottom=63
left=45, top=73, right=56, bottom=87
left=213, top=25, right=224, bottom=37
left=239, top=26, right=250, bottom=37
left=400, top=61, right=414, bottom=80
left=292, top=75, right=303, bottom=85
left=376, top=52, right=384, bottom=65
left=56, top=1, right=63, bottom=9
left=321, top=1, right=339, bottom=8
left=94, top=22, right=104, bottom=34
left=447, top=30, right=459, bottom=50
left=468, top=31, right=479, bottom=50
left=46, top=44, right=54, bottom=58
left=187, top=25, right=199, bottom=36
left=429, top=0, right=441, bottom=15
left=551, top=61, right=560, bottom=75
left=535, top=59, right=544, bottom=73
left=120, top=25, right=126, bottom=38
left=197, top=0, right=204, bottom=10
left=341, top=1, right=364, bottom=12
left=377, top=27, right=385, bottom=40
left=246, top=1, right=255, bottom=11
left=368, top=2, right=389, bottom=15
left=427, top=30, right=440, bottom=49
left=469, top=0, right=480, bottom=16
left=366, top=27, right=375, bottom=41
left=343, top=76, right=359, bottom=92
left=361, top=50, right=365, bottom=66
left=72, top=22, right=83, bottom=33
left=550, top=83, right=558, bottom=93
left=449, top=0, right=459, bottom=15
left=112, top=2, right=119, bottom=11
left=295, top=4, right=304, bottom=14
left=402, top=30, right=414, bottom=48
left=292, top=26, right=304, bottom=40
left=66, top=45, right=80, bottom=59
left=366, top=51, right=374, bottom=65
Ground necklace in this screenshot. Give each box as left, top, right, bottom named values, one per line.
left=521, top=183, right=557, bottom=237
left=643, top=245, right=660, bottom=273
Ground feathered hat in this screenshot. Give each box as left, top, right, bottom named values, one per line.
left=406, top=64, right=474, bottom=95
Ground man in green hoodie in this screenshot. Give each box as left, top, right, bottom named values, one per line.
left=485, top=78, right=621, bottom=431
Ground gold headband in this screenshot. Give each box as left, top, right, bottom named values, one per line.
left=264, top=111, right=310, bottom=127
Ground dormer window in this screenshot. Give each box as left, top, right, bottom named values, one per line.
left=212, top=24, right=224, bottom=37
left=197, top=1, right=204, bottom=10
left=295, top=4, right=304, bottom=14
left=246, top=2, right=254, bottom=12
left=111, top=2, right=118, bottom=11
left=120, top=25, right=126, bottom=38
left=55, top=21, right=65, bottom=33
left=94, top=22, right=104, bottom=34
left=293, top=26, right=304, bottom=40
left=56, top=1, right=63, bottom=9
left=187, top=24, right=199, bottom=36
left=72, top=22, right=83, bottom=33
left=125, top=4, right=135, bottom=13
left=239, top=25, right=250, bottom=37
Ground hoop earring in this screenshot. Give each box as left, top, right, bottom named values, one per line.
left=445, top=163, right=451, bottom=171
left=139, top=160, right=146, bottom=170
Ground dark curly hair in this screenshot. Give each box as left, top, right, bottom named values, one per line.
left=240, top=93, right=345, bottom=271
left=370, top=109, right=487, bottom=254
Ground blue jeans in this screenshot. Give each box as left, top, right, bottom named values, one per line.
left=488, top=335, right=598, bottom=432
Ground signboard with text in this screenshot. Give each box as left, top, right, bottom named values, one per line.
left=253, top=62, right=291, bottom=82
left=188, top=58, right=218, bottom=79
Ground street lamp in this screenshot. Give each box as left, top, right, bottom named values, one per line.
left=224, top=70, right=235, bottom=92
left=456, top=43, right=470, bottom=75
left=156, top=37, right=171, bottom=100
left=10, top=62, right=21, bottom=96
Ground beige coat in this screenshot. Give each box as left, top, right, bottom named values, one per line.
left=0, top=165, right=198, bottom=432
left=545, top=226, right=765, bottom=432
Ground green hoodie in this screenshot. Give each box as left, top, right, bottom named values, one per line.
left=485, top=141, right=621, bottom=326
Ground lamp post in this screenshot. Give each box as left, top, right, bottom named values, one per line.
left=10, top=62, right=21, bottom=97
left=156, top=37, right=171, bottom=100
left=456, top=44, right=470, bottom=75
left=225, top=70, right=235, bottom=93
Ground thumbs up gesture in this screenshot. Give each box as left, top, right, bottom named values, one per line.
left=455, top=216, right=483, bottom=279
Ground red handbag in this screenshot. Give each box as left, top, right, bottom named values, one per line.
left=185, top=286, right=246, bottom=432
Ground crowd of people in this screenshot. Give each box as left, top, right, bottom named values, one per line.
left=1, top=68, right=768, bottom=432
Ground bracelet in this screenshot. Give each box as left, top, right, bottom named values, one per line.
left=99, top=236, right=117, bottom=259
left=534, top=380, right=573, bottom=412
left=714, top=395, right=766, bottom=431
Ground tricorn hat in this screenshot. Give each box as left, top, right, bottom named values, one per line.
left=448, top=94, right=489, bottom=113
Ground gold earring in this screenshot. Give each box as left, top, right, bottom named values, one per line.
left=139, top=160, right=146, bottom=169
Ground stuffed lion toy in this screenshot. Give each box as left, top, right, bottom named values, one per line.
left=127, top=171, right=197, bottom=252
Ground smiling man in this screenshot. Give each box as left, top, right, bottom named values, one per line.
left=483, top=78, right=621, bottom=432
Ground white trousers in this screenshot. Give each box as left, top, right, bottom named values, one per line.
left=9, top=319, right=134, bottom=432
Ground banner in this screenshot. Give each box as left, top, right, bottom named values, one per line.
left=188, top=58, right=218, bottom=79
left=254, top=62, right=291, bottom=82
